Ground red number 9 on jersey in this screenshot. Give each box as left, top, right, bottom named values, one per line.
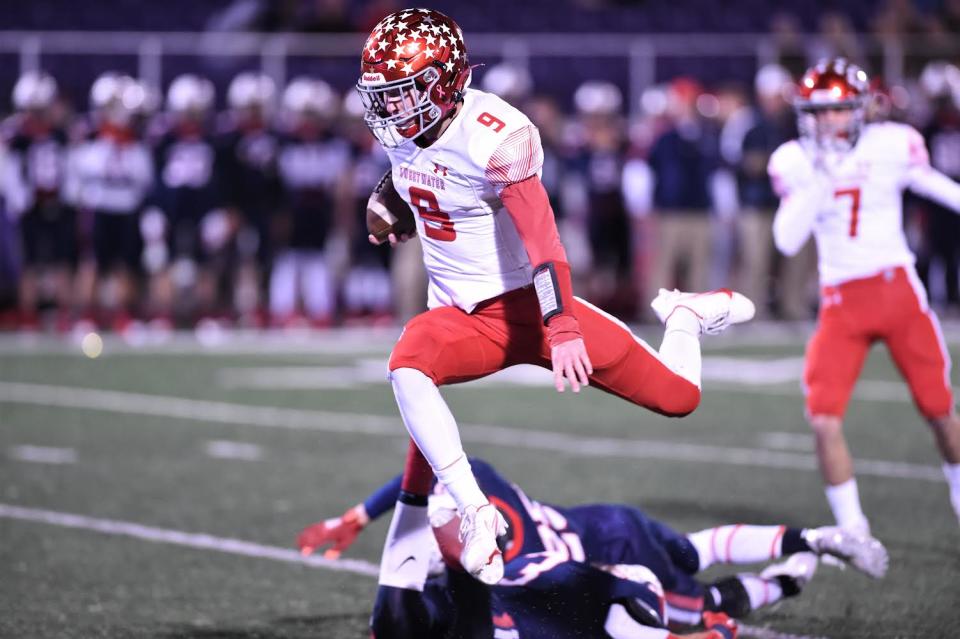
left=409, top=186, right=456, bottom=242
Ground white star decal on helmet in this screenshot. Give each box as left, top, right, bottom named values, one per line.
left=402, top=62, right=414, bottom=74
left=444, top=60, right=455, bottom=72
left=450, top=46, right=460, bottom=60
left=423, top=47, right=435, bottom=58
left=392, top=43, right=407, bottom=56
left=385, top=59, right=398, bottom=70
left=377, top=40, right=389, bottom=51
left=423, top=33, right=437, bottom=45
left=439, top=24, right=450, bottom=34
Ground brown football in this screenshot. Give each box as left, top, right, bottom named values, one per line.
left=367, top=170, right=416, bottom=243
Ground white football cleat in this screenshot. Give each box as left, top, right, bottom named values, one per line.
left=760, top=552, right=819, bottom=594
left=803, top=526, right=889, bottom=579
left=459, top=503, right=508, bottom=585
left=650, top=288, right=755, bottom=335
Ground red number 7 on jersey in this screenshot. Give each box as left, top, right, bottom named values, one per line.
left=834, top=187, right=861, bottom=238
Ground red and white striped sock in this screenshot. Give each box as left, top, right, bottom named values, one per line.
left=687, top=524, right=787, bottom=570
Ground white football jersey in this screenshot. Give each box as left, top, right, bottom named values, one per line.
left=769, top=122, right=928, bottom=286
left=63, top=138, right=153, bottom=214
left=383, top=88, right=544, bottom=312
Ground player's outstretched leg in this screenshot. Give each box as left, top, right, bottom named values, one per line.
left=687, top=523, right=887, bottom=579
left=390, top=368, right=507, bottom=584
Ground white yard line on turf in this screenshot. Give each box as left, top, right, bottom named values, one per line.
left=0, top=502, right=377, bottom=576
left=8, top=445, right=77, bottom=464
left=204, top=440, right=263, bottom=461
left=738, top=626, right=829, bottom=639
left=0, top=502, right=825, bottom=639
left=0, top=381, right=945, bottom=482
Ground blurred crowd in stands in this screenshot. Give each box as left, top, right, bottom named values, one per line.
left=1, top=1, right=960, bottom=335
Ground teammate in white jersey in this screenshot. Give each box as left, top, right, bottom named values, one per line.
left=769, top=58, right=960, bottom=534
left=356, top=8, right=754, bottom=586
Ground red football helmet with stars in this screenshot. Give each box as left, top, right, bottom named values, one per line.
left=357, top=8, right=471, bottom=148
left=794, top=57, right=871, bottom=152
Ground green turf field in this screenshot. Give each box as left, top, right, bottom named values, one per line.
left=1, top=327, right=958, bottom=638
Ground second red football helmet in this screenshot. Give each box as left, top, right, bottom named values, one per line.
left=794, top=58, right=870, bottom=152
left=356, top=8, right=471, bottom=148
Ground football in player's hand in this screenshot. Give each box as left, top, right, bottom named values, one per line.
left=367, top=171, right=416, bottom=244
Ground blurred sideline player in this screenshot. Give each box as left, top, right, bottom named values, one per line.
left=769, top=58, right=960, bottom=532
left=65, top=73, right=154, bottom=332
left=217, top=72, right=281, bottom=326
left=356, top=8, right=755, bottom=584
left=341, top=91, right=395, bottom=322
left=2, top=71, right=74, bottom=330
left=147, top=74, right=224, bottom=325
left=300, top=451, right=887, bottom=630
left=272, top=77, right=351, bottom=327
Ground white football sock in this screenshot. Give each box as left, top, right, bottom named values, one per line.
left=658, top=309, right=702, bottom=388
left=390, top=368, right=487, bottom=512
left=377, top=501, right=436, bottom=590
left=687, top=525, right=786, bottom=570
left=825, top=478, right=870, bottom=532
left=300, top=252, right=333, bottom=319
left=736, top=574, right=785, bottom=612
left=942, top=463, right=960, bottom=524
left=268, top=251, right=297, bottom=317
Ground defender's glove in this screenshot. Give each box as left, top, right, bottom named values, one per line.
left=297, top=504, right=369, bottom=559
left=702, top=612, right=738, bottom=639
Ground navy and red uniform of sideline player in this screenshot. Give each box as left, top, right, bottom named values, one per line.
left=2, top=116, right=75, bottom=272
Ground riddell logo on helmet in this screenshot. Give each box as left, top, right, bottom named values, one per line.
left=362, top=72, right=385, bottom=84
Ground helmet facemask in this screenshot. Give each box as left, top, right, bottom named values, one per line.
left=357, top=64, right=444, bottom=149
left=797, top=101, right=864, bottom=154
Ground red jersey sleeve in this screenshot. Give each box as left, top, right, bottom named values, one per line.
left=500, top=175, right=582, bottom=346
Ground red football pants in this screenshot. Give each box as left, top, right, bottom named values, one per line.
left=804, top=266, right=954, bottom=419
left=389, top=286, right=700, bottom=417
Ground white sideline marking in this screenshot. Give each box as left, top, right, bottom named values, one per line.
left=204, top=440, right=263, bottom=461
left=0, top=382, right=945, bottom=483
left=758, top=432, right=815, bottom=452
left=702, top=357, right=804, bottom=385
left=739, top=625, right=829, bottom=639
left=9, top=445, right=77, bottom=465
left=0, top=502, right=827, bottom=639
left=0, top=502, right=379, bottom=577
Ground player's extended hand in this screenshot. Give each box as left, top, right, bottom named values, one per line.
left=700, top=611, right=738, bottom=639
left=550, top=337, right=593, bottom=393
left=297, top=504, right=369, bottom=559
left=368, top=230, right=417, bottom=247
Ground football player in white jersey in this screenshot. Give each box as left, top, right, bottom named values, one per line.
left=769, top=59, right=960, bottom=535
left=356, top=8, right=755, bottom=585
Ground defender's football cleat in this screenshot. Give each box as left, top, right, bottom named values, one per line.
left=803, top=526, right=889, bottom=579
left=650, top=288, right=756, bottom=335
left=459, top=503, right=508, bottom=585
left=760, top=552, right=819, bottom=596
